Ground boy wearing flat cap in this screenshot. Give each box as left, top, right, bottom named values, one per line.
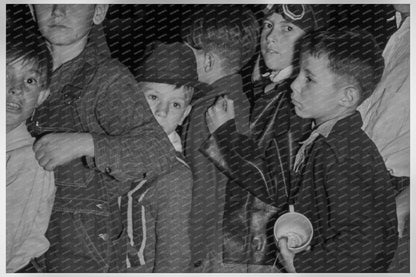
left=120, top=42, right=199, bottom=273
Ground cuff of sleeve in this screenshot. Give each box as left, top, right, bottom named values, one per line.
left=213, top=119, right=237, bottom=145
left=84, top=156, right=96, bottom=168
left=92, top=133, right=120, bottom=177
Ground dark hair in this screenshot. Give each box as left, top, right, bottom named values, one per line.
left=300, top=29, right=384, bottom=104
left=6, top=20, right=53, bottom=90
left=182, top=5, right=259, bottom=72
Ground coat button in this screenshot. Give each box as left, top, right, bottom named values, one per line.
left=105, top=167, right=112, bottom=174
left=98, top=233, right=109, bottom=241
left=193, top=260, right=202, bottom=267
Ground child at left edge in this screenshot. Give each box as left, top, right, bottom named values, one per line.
left=6, top=23, right=55, bottom=273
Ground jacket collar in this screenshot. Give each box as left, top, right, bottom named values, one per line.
left=191, top=73, right=241, bottom=106
left=168, top=131, right=183, bottom=153
left=324, top=111, right=363, bottom=162
left=52, top=38, right=107, bottom=95
left=264, top=65, right=294, bottom=94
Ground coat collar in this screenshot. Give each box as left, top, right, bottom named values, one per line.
left=51, top=38, right=107, bottom=95
left=191, top=74, right=241, bottom=106
left=324, top=111, right=364, bottom=162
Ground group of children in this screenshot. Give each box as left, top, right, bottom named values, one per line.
left=6, top=3, right=407, bottom=273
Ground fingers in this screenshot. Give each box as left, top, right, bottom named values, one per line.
left=37, top=156, right=56, bottom=171
left=33, top=136, right=57, bottom=171
left=226, top=97, right=234, bottom=114
left=33, top=136, right=46, bottom=153
left=278, top=236, right=289, bottom=251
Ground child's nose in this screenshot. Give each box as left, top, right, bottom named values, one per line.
left=155, top=103, right=168, bottom=118
left=266, top=28, right=280, bottom=44
left=8, top=86, right=24, bottom=96
left=51, top=4, right=67, bottom=16
left=290, top=77, right=300, bottom=95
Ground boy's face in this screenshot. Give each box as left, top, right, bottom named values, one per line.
left=32, top=4, right=96, bottom=47
left=290, top=53, right=344, bottom=125
left=143, top=82, right=192, bottom=136
left=261, top=13, right=305, bottom=72
left=6, top=59, right=48, bottom=132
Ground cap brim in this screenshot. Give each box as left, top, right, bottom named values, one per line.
left=138, top=77, right=201, bottom=88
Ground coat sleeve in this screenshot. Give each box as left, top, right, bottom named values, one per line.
left=153, top=166, right=192, bottom=272
left=293, top=144, right=397, bottom=273
left=89, top=65, right=176, bottom=183
left=200, top=119, right=284, bottom=208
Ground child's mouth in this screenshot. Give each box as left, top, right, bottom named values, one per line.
left=291, top=99, right=302, bottom=109
left=49, top=24, right=68, bottom=29
left=6, top=101, right=22, bottom=112
left=266, top=48, right=279, bottom=55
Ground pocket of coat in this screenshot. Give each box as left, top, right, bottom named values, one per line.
left=72, top=212, right=109, bottom=271
left=108, top=227, right=128, bottom=272
left=54, top=158, right=95, bottom=188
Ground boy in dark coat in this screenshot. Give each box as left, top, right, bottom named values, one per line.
left=181, top=5, right=260, bottom=272
left=277, top=29, right=397, bottom=273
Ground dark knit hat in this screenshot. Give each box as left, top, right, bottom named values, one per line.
left=140, top=42, right=200, bottom=88
left=263, top=4, right=319, bottom=33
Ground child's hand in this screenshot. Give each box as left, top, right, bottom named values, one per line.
left=33, top=133, right=94, bottom=171
left=205, top=96, right=235, bottom=134
left=278, top=237, right=297, bottom=273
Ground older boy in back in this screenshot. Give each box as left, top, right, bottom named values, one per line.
left=181, top=5, right=259, bottom=272
left=278, top=30, right=397, bottom=273
left=28, top=4, right=176, bottom=272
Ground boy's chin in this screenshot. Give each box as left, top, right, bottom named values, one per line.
left=293, top=106, right=308, bottom=119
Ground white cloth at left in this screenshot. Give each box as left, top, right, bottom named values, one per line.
left=6, top=123, right=55, bottom=272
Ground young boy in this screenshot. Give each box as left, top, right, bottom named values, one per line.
left=277, top=30, right=397, bottom=273
left=120, top=42, right=196, bottom=273
left=6, top=23, right=55, bottom=273
left=203, top=4, right=319, bottom=270
left=27, top=4, right=176, bottom=272
left=180, top=5, right=260, bottom=272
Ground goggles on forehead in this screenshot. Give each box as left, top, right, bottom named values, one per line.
left=265, top=4, right=306, bottom=21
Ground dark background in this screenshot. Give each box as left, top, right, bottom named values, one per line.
left=7, top=4, right=396, bottom=75
left=7, top=4, right=397, bottom=107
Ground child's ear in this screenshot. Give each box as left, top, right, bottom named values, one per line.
left=203, top=52, right=215, bottom=72
left=36, top=89, right=50, bottom=106
left=93, top=4, right=109, bottom=25
left=339, top=86, right=360, bottom=108
left=179, top=105, right=192, bottom=125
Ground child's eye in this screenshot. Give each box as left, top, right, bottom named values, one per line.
left=263, top=21, right=273, bottom=30
left=147, top=95, right=158, bottom=101
left=306, top=76, right=313, bottom=83
left=172, top=102, right=182, bottom=109
left=283, top=25, right=293, bottom=32
left=26, top=77, right=38, bottom=85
